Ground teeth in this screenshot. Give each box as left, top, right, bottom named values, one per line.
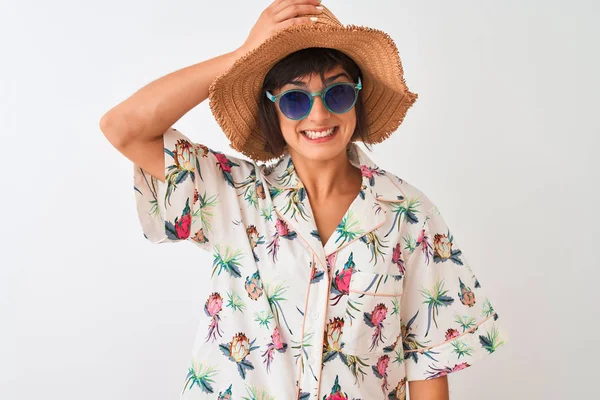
left=303, top=127, right=335, bottom=139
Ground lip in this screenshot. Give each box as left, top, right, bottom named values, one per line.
left=301, top=126, right=338, bottom=143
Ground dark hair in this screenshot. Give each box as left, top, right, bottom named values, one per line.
left=258, top=47, right=371, bottom=157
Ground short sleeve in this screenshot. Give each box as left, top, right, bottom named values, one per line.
left=133, top=127, right=249, bottom=249
left=400, top=201, right=509, bottom=381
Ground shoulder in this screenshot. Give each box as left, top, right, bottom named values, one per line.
left=380, top=169, right=438, bottom=216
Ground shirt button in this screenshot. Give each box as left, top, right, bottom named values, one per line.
left=311, top=311, right=320, bottom=320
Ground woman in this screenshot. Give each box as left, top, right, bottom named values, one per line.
left=101, top=2, right=507, bottom=399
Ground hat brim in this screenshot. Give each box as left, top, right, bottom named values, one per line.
left=208, top=23, right=418, bottom=162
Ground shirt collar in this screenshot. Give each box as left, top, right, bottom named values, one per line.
left=260, top=143, right=406, bottom=263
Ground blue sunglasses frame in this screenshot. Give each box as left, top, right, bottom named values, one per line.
left=265, top=77, right=362, bottom=120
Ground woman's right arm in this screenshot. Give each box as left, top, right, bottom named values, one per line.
left=99, top=49, right=245, bottom=182
left=99, top=0, right=323, bottom=183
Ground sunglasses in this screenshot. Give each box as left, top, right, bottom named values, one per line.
left=265, top=77, right=362, bottom=120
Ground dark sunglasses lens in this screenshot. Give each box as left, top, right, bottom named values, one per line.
left=325, top=84, right=357, bottom=113
left=279, top=91, right=311, bottom=119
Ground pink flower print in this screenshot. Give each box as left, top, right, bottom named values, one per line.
left=392, top=243, right=405, bottom=275
left=425, top=362, right=471, bottom=380
left=376, top=355, right=389, bottom=376
left=452, top=362, right=470, bottom=372
left=365, top=303, right=388, bottom=351
left=361, top=165, right=373, bottom=179
left=416, top=228, right=433, bottom=265
left=326, top=252, right=338, bottom=274
left=205, top=292, right=223, bottom=316
left=336, top=269, right=352, bottom=293
left=174, top=209, right=192, bottom=239
left=325, top=376, right=348, bottom=400
left=275, top=219, right=290, bottom=236
left=261, top=327, right=287, bottom=372
left=204, top=292, right=224, bottom=342
left=330, top=267, right=353, bottom=306
left=372, top=355, right=390, bottom=393
left=360, top=165, right=383, bottom=186
left=445, top=328, right=460, bottom=341
left=214, top=152, right=232, bottom=173
left=267, top=219, right=297, bottom=262
left=272, top=327, right=285, bottom=350
left=371, top=303, right=388, bottom=325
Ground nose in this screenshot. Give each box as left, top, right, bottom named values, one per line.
left=308, top=95, right=331, bottom=120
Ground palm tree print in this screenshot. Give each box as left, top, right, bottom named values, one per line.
left=334, top=209, right=364, bottom=247
left=260, top=205, right=274, bottom=222
left=450, top=338, right=473, bottom=359
left=281, top=185, right=310, bottom=221
left=235, top=169, right=265, bottom=210
left=182, top=360, right=218, bottom=394
left=242, top=385, right=275, bottom=400
left=346, top=355, right=368, bottom=386
left=291, top=331, right=317, bottom=381
left=274, top=157, right=296, bottom=187
left=420, top=279, right=455, bottom=337
left=402, top=311, right=439, bottom=364
left=193, top=190, right=219, bottom=233
left=265, top=282, right=294, bottom=335
left=481, top=298, right=496, bottom=318
left=225, top=288, right=247, bottom=313
left=253, top=310, right=274, bottom=329
left=217, top=383, right=232, bottom=399
left=212, top=245, right=244, bottom=278
left=385, top=197, right=421, bottom=237
left=454, top=314, right=477, bottom=333
left=360, top=231, right=389, bottom=265
left=479, top=324, right=504, bottom=353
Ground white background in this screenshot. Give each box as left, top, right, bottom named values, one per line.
left=2, top=0, right=598, bottom=399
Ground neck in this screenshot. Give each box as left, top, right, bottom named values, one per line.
left=288, top=146, right=362, bottom=202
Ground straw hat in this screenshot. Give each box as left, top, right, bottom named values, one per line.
left=208, top=4, right=418, bottom=162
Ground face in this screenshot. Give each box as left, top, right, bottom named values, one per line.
left=272, top=66, right=357, bottom=162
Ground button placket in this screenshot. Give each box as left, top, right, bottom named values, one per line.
left=299, top=253, right=330, bottom=398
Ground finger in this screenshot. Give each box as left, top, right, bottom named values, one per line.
left=274, top=16, right=317, bottom=32
left=273, top=3, right=322, bottom=23
left=272, top=0, right=321, bottom=16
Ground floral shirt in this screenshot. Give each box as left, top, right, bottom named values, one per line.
left=133, top=128, right=508, bottom=400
